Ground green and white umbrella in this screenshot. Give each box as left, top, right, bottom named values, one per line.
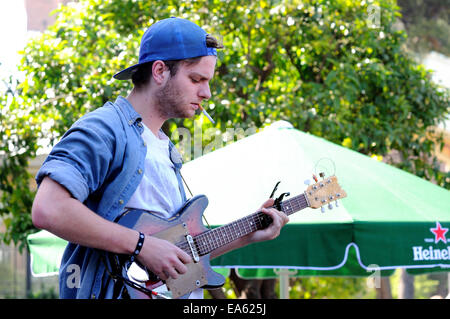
left=27, top=230, right=66, bottom=277
left=27, top=121, right=450, bottom=281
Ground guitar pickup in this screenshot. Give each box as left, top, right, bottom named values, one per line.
left=186, top=235, right=200, bottom=263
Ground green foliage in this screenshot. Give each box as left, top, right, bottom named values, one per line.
left=26, top=286, right=58, bottom=299
left=1, top=0, right=449, bottom=257
left=203, top=275, right=375, bottom=299
left=287, top=277, right=372, bottom=299
left=0, top=76, right=37, bottom=251
left=389, top=270, right=447, bottom=299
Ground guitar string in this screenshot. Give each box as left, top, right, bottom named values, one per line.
left=195, top=196, right=309, bottom=256
left=173, top=194, right=310, bottom=258
left=175, top=212, right=265, bottom=256
left=191, top=196, right=309, bottom=256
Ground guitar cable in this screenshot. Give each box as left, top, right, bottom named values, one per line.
left=100, top=251, right=171, bottom=299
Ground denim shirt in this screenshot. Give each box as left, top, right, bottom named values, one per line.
left=35, top=96, right=187, bottom=299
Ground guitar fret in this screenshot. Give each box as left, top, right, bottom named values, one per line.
left=194, top=193, right=312, bottom=256
left=195, top=213, right=259, bottom=256
left=281, top=194, right=308, bottom=216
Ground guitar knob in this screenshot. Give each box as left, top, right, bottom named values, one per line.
left=321, top=206, right=325, bottom=213
left=304, top=179, right=311, bottom=185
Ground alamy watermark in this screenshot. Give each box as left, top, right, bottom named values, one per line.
left=66, top=263, right=81, bottom=289
left=170, top=120, right=258, bottom=163
left=366, top=264, right=381, bottom=289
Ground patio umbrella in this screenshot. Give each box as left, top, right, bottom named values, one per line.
left=180, top=121, right=450, bottom=276
left=27, top=121, right=450, bottom=281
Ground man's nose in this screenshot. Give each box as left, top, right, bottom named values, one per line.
left=199, top=82, right=211, bottom=101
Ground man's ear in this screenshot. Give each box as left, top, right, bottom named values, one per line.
left=151, top=60, right=170, bottom=85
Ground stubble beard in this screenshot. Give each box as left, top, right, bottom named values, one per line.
left=155, top=78, right=191, bottom=120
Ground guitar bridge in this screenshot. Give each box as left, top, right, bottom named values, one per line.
left=186, top=235, right=200, bottom=262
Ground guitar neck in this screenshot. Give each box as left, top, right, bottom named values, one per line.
left=194, top=193, right=309, bottom=256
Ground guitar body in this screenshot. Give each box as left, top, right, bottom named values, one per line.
left=112, top=195, right=225, bottom=299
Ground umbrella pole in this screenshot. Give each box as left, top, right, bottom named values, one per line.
left=274, top=269, right=297, bottom=299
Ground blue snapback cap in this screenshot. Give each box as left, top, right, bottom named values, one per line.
left=113, top=17, right=217, bottom=80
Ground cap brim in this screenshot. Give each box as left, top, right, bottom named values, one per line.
left=113, top=64, right=140, bottom=80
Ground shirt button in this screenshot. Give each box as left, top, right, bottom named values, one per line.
left=138, top=169, right=143, bottom=174
left=143, top=141, right=147, bottom=147
left=118, top=199, right=124, bottom=205
left=137, top=122, right=143, bottom=127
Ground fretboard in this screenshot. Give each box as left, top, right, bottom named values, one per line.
left=194, top=193, right=309, bottom=256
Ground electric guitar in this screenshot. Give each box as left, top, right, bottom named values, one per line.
left=107, top=175, right=347, bottom=299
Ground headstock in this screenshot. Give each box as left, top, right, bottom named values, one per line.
left=305, top=175, right=347, bottom=211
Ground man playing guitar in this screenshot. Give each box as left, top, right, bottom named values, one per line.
left=31, top=17, right=289, bottom=299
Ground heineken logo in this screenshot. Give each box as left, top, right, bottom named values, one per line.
left=430, top=221, right=448, bottom=244
left=413, top=222, right=449, bottom=261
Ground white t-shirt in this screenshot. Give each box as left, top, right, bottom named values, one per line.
left=125, top=125, right=183, bottom=218
left=125, top=124, right=203, bottom=299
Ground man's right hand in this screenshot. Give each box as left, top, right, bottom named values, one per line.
left=137, top=235, right=192, bottom=281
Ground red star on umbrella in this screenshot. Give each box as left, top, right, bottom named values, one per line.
left=430, top=221, right=448, bottom=244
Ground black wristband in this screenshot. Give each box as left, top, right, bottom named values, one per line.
left=130, top=232, right=145, bottom=262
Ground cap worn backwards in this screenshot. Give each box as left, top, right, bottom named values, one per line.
left=113, top=17, right=217, bottom=80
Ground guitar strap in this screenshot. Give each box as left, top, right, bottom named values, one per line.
left=169, top=137, right=211, bottom=229
left=180, top=172, right=194, bottom=198
left=179, top=171, right=212, bottom=230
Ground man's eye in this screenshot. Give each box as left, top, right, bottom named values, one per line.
left=191, top=78, right=200, bottom=83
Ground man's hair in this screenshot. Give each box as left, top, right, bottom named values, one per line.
left=131, top=34, right=223, bottom=89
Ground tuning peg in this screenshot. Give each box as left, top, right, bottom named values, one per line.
left=335, top=200, right=339, bottom=207
left=321, top=206, right=325, bottom=213
left=328, top=203, right=333, bottom=210
left=304, top=179, right=311, bottom=185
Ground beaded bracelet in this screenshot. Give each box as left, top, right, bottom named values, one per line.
left=130, top=232, right=145, bottom=262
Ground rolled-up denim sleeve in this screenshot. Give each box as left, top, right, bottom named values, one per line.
left=36, top=115, right=116, bottom=203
